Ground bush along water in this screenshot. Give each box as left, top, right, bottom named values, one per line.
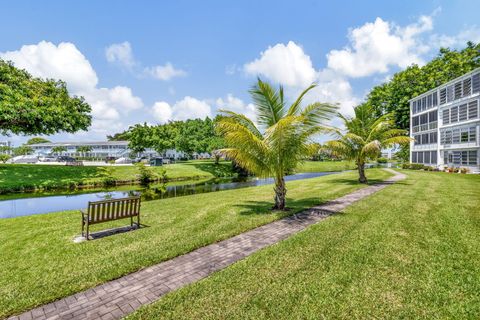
left=135, top=163, right=167, bottom=185
left=96, top=166, right=117, bottom=186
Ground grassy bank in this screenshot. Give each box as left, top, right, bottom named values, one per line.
left=296, top=160, right=356, bottom=172
left=0, top=169, right=392, bottom=318
left=0, top=160, right=234, bottom=193
left=129, top=170, right=480, bottom=319
left=0, top=160, right=357, bottom=194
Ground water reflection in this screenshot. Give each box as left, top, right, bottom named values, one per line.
left=0, top=171, right=337, bottom=218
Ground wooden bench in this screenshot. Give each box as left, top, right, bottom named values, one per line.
left=81, top=196, right=141, bottom=240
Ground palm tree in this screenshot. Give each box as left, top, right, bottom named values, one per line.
left=324, top=104, right=411, bottom=184
left=51, top=146, right=67, bottom=156
left=216, top=79, right=337, bottom=210
left=76, top=146, right=92, bottom=158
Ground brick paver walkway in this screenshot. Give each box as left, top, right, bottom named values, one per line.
left=9, top=169, right=405, bottom=320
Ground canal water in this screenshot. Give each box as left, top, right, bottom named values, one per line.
left=0, top=171, right=338, bottom=218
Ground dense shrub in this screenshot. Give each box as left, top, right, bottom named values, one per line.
left=135, top=163, right=166, bottom=184
left=377, top=157, right=388, bottom=164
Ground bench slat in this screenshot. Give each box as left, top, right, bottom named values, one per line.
left=86, top=196, right=140, bottom=225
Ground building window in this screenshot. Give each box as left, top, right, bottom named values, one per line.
left=468, top=100, right=478, bottom=119
left=447, top=85, right=454, bottom=102
left=463, top=78, right=472, bottom=97
left=440, top=88, right=447, bottom=104
left=468, top=150, right=478, bottom=165
left=454, top=81, right=462, bottom=100
left=473, top=73, right=480, bottom=93
left=431, top=151, right=437, bottom=164
left=450, top=106, right=459, bottom=123
left=459, top=103, right=468, bottom=121
left=469, top=127, right=476, bottom=142
left=443, top=109, right=450, bottom=124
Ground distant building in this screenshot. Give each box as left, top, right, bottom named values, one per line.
left=381, top=148, right=394, bottom=159
left=409, top=68, right=480, bottom=171
left=27, top=141, right=211, bottom=160
left=0, top=141, right=12, bottom=154
left=0, top=141, right=12, bottom=148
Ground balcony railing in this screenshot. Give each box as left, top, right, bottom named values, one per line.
left=412, top=121, right=437, bottom=133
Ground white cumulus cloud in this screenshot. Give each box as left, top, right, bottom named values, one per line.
left=144, top=62, right=187, bottom=81
left=152, top=101, right=174, bottom=124
left=151, top=96, right=211, bottom=123
left=1, top=41, right=98, bottom=92
left=244, top=41, right=316, bottom=87
left=105, top=41, right=135, bottom=69
left=216, top=94, right=257, bottom=122
left=326, top=15, right=433, bottom=78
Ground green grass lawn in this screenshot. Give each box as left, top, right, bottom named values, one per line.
left=0, top=160, right=234, bottom=193
left=0, top=169, right=392, bottom=318
left=0, top=160, right=356, bottom=194
left=296, top=160, right=356, bottom=172
left=129, top=170, right=480, bottom=319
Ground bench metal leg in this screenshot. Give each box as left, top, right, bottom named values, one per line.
left=81, top=219, right=85, bottom=237
left=86, top=222, right=90, bottom=240
left=137, top=214, right=140, bottom=227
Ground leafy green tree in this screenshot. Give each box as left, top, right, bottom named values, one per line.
left=0, top=146, right=12, bottom=154
left=0, top=59, right=92, bottom=135
left=26, top=137, right=50, bottom=145
left=51, top=146, right=67, bottom=155
left=175, top=118, right=210, bottom=157
left=150, top=123, right=178, bottom=154
left=324, top=104, right=411, bottom=184
left=0, top=154, right=11, bottom=163
left=76, top=146, right=92, bottom=157
left=13, top=145, right=34, bottom=156
left=127, top=123, right=153, bottom=153
left=107, top=131, right=130, bottom=141
left=216, top=79, right=337, bottom=210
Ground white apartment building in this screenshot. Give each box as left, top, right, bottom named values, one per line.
left=409, top=68, right=480, bottom=171
left=28, top=141, right=210, bottom=160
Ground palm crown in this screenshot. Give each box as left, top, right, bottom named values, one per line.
left=325, top=103, right=411, bottom=183
left=216, top=79, right=337, bottom=209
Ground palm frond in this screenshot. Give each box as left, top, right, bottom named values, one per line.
left=249, top=78, right=285, bottom=127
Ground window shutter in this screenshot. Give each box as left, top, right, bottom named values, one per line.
left=454, top=81, right=462, bottom=99
left=459, top=104, right=468, bottom=121
left=468, top=100, right=478, bottom=119
left=472, top=73, right=480, bottom=93
left=440, top=88, right=447, bottom=104
left=463, top=77, right=472, bottom=97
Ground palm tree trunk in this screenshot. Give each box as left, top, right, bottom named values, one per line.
left=273, top=176, right=287, bottom=210
left=357, top=162, right=367, bottom=184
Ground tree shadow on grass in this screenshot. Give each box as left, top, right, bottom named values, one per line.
left=234, top=197, right=328, bottom=216
left=328, top=177, right=409, bottom=186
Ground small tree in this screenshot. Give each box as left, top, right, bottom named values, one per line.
left=0, top=146, right=12, bottom=154
left=13, top=145, right=34, bottom=156
left=26, top=137, right=50, bottom=145
left=0, top=154, right=11, bottom=163
left=76, top=146, right=92, bottom=158
left=51, top=146, right=67, bottom=155
left=216, top=79, right=337, bottom=210
left=324, top=104, right=411, bottom=184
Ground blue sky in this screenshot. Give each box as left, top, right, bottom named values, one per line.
left=1, top=0, right=479, bottom=145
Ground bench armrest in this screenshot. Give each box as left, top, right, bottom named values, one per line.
left=80, top=209, right=88, bottom=221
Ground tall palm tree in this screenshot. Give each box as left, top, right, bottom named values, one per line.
left=216, top=79, right=337, bottom=210
left=324, top=104, right=411, bottom=184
